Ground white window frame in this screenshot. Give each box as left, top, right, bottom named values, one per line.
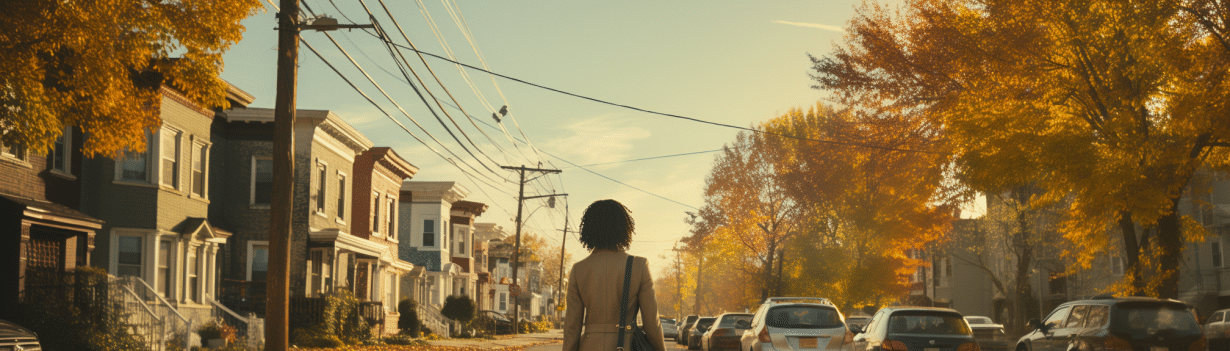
left=50, top=127, right=72, bottom=176
left=386, top=194, right=396, bottom=240
left=250, top=156, right=273, bottom=208
left=247, top=241, right=270, bottom=281
left=157, top=238, right=176, bottom=299
left=189, top=139, right=210, bottom=199
left=315, top=160, right=328, bottom=216
left=114, top=131, right=155, bottom=184
left=423, top=219, right=436, bottom=247
left=186, top=244, right=201, bottom=303
left=110, top=228, right=156, bottom=281
left=336, top=171, right=347, bottom=224
left=372, top=191, right=381, bottom=235
left=159, top=127, right=182, bottom=190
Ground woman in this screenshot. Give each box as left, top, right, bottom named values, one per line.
left=562, top=200, right=667, bottom=351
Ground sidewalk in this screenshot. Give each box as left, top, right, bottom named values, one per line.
left=424, top=329, right=563, bottom=349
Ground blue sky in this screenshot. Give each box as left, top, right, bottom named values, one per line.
left=219, top=0, right=916, bottom=272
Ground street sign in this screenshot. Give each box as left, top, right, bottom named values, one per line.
left=510, top=284, right=522, bottom=297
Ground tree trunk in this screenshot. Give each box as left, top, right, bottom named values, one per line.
left=1119, top=211, right=1145, bottom=295
left=694, top=255, right=704, bottom=315
left=1156, top=200, right=1183, bottom=299
left=1011, top=186, right=1036, bottom=333
left=776, top=246, right=787, bottom=296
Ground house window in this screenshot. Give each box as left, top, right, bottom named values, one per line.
left=1111, top=256, right=1125, bottom=275
left=158, top=240, right=172, bottom=297
left=117, top=132, right=153, bottom=183
left=187, top=246, right=200, bottom=303
left=1215, top=239, right=1224, bottom=268
left=336, top=174, right=346, bottom=220
left=1, top=139, right=27, bottom=161
left=190, top=142, right=208, bottom=197
left=117, top=236, right=144, bottom=278
left=1048, top=271, right=1066, bottom=295
left=387, top=197, right=395, bottom=239
left=310, top=250, right=324, bottom=296
left=315, top=163, right=327, bottom=214
left=251, top=158, right=272, bottom=206
left=372, top=192, right=381, bottom=234
left=160, top=129, right=181, bottom=189
left=249, top=243, right=269, bottom=282
left=51, top=128, right=71, bottom=174
left=423, top=219, right=435, bottom=246
left=457, top=228, right=465, bottom=253
left=499, top=292, right=507, bottom=311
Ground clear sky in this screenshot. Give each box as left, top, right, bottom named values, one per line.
left=219, top=0, right=930, bottom=273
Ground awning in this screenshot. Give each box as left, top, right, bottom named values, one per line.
left=309, top=228, right=385, bottom=257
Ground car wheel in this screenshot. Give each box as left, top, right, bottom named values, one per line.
left=1018, top=343, right=1031, bottom=351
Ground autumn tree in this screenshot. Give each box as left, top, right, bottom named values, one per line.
left=764, top=104, right=958, bottom=311
left=702, top=130, right=800, bottom=300
left=541, top=241, right=573, bottom=308
left=813, top=0, right=1230, bottom=298
left=2, top=0, right=261, bottom=155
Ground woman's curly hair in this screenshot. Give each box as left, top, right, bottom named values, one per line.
left=578, top=199, right=635, bottom=251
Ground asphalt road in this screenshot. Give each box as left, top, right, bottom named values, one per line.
left=524, top=338, right=690, bottom=351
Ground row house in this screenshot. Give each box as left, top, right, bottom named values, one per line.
left=486, top=237, right=514, bottom=315
left=0, top=124, right=101, bottom=319
left=396, top=181, right=487, bottom=309
left=79, top=85, right=246, bottom=324
left=213, top=107, right=417, bottom=333
left=471, top=223, right=505, bottom=311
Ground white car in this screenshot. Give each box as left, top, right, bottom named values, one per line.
left=739, top=297, right=853, bottom=351
left=963, top=316, right=1008, bottom=351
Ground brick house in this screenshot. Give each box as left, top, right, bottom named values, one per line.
left=397, top=181, right=476, bottom=309
left=79, top=85, right=243, bottom=324
left=349, top=147, right=418, bottom=334
left=0, top=125, right=103, bottom=319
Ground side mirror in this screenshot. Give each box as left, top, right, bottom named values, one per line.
left=849, top=325, right=863, bottom=334
left=1027, top=318, right=1043, bottom=331
left=735, top=320, right=752, bottom=329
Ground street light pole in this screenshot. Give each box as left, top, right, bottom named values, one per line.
left=501, top=165, right=563, bottom=334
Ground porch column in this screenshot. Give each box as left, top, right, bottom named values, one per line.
left=207, top=244, right=218, bottom=301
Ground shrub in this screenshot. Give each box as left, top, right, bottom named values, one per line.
left=382, top=334, right=427, bottom=346
left=14, top=267, right=146, bottom=351
left=289, top=290, right=372, bottom=347
left=397, top=298, right=421, bottom=335
left=440, top=295, right=476, bottom=324
left=197, top=319, right=238, bottom=344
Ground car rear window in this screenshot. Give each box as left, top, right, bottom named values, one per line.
left=965, top=316, right=993, bottom=324
left=662, top=318, right=676, bottom=325
left=766, top=305, right=842, bottom=329
left=697, top=318, right=716, bottom=329
left=887, top=312, right=972, bottom=336
left=1110, top=302, right=1201, bottom=335
left=718, top=314, right=753, bottom=328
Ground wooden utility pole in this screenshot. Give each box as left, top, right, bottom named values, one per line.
left=555, top=206, right=569, bottom=321
left=268, top=6, right=370, bottom=349
left=500, top=165, right=563, bottom=334
left=268, top=0, right=300, bottom=348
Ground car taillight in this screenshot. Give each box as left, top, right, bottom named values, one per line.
left=713, top=329, right=728, bottom=337
left=844, top=329, right=855, bottom=345
left=883, top=340, right=909, bottom=351
left=758, top=328, right=772, bottom=343
left=1189, top=337, right=1207, bottom=351
left=957, top=342, right=980, bottom=351
left=1105, top=336, right=1133, bottom=351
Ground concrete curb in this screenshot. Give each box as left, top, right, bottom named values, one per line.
left=423, top=329, right=563, bottom=349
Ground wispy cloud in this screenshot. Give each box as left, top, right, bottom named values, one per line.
left=541, top=115, right=651, bottom=166
left=773, top=20, right=845, bottom=33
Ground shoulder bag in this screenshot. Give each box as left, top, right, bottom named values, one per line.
left=616, top=255, right=655, bottom=351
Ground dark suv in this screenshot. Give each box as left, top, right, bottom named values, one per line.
left=1017, top=297, right=1204, bottom=351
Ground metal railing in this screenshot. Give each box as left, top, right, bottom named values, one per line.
left=208, top=296, right=263, bottom=349
left=115, top=276, right=192, bottom=351
left=417, top=303, right=450, bottom=337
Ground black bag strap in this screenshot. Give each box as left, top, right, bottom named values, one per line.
left=616, top=255, right=635, bottom=351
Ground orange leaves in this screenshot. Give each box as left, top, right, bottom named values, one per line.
left=1, top=0, right=261, bottom=156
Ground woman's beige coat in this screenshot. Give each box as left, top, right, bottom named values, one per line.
left=562, top=250, right=667, bottom=351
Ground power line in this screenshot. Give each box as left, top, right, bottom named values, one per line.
left=568, top=149, right=722, bottom=168
left=363, top=35, right=944, bottom=155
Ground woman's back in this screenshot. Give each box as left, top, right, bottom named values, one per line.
left=562, top=250, right=666, bottom=351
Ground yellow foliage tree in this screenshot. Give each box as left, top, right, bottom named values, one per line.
left=2, top=0, right=261, bottom=156
left=813, top=0, right=1230, bottom=298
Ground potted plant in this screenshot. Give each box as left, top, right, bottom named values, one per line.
left=197, top=319, right=237, bottom=348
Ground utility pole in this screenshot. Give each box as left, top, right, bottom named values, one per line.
left=501, top=165, right=563, bottom=334
left=270, top=4, right=370, bottom=349
left=555, top=203, right=569, bottom=323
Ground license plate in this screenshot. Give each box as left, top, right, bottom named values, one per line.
left=1151, top=347, right=1168, bottom=351
left=799, top=337, right=818, bottom=348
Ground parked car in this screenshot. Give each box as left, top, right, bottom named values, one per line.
left=1016, top=296, right=1203, bottom=351
left=688, top=317, right=716, bottom=350
left=0, top=319, right=42, bottom=351
left=851, top=307, right=975, bottom=351
left=741, top=297, right=852, bottom=351
left=1206, top=308, right=1230, bottom=351
left=679, top=315, right=700, bottom=344
left=964, top=316, right=1007, bottom=351
left=662, top=317, right=680, bottom=339
left=847, top=315, right=872, bottom=332
left=702, top=312, right=753, bottom=351
left=478, top=310, right=514, bottom=335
